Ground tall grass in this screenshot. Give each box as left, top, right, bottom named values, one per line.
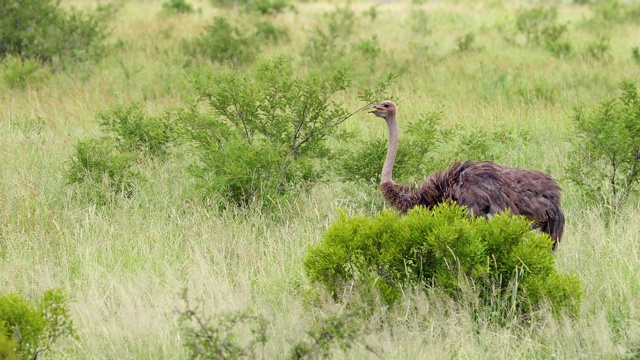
left=1, top=0, right=640, bottom=358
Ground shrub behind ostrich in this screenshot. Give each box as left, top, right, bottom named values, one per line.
left=370, top=100, right=565, bottom=250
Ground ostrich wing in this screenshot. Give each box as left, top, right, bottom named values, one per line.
left=420, top=161, right=521, bottom=217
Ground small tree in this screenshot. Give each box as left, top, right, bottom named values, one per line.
left=567, top=79, right=640, bottom=211
left=0, top=289, right=75, bottom=360
left=180, top=55, right=389, bottom=207
left=0, top=0, right=111, bottom=67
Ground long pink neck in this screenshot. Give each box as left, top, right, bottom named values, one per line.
left=382, top=115, right=398, bottom=183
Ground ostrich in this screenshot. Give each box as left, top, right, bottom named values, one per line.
left=370, top=100, right=565, bottom=250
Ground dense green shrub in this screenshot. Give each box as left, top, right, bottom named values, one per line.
left=180, top=55, right=376, bottom=207
left=65, top=137, right=141, bottom=204
left=64, top=104, right=175, bottom=205
left=0, top=289, right=74, bottom=359
left=567, top=79, right=640, bottom=211
left=304, top=204, right=582, bottom=316
left=98, top=103, right=175, bottom=158
left=0, top=0, right=111, bottom=67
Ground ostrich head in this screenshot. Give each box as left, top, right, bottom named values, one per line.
left=370, top=100, right=396, bottom=120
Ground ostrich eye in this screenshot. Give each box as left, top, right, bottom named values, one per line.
left=383, top=104, right=389, bottom=108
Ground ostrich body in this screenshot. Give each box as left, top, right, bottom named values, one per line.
left=370, top=101, right=565, bottom=250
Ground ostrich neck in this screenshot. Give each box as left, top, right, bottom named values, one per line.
left=382, top=115, right=398, bottom=184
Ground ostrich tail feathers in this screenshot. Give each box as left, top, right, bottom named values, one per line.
left=380, top=181, right=421, bottom=213
left=546, top=202, right=565, bottom=251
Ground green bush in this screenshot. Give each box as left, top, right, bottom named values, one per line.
left=337, top=109, right=532, bottom=186
left=589, top=0, right=640, bottom=24
left=514, top=6, right=571, bottom=58
left=362, top=6, right=378, bottom=21
left=98, top=103, right=175, bottom=158
left=254, top=21, right=290, bottom=45
left=162, top=0, right=194, bottom=14
left=1, top=55, right=49, bottom=89
left=183, top=18, right=289, bottom=66
left=0, top=0, right=111, bottom=67
left=337, top=137, right=402, bottom=185
left=246, top=0, right=291, bottom=15
left=0, top=289, right=74, bottom=360
left=303, top=6, right=356, bottom=64
left=208, top=0, right=291, bottom=14
left=456, top=32, right=476, bottom=53
left=447, top=126, right=531, bottom=162
left=583, top=35, right=611, bottom=61
left=180, top=56, right=374, bottom=207
left=633, top=47, right=640, bottom=65
left=354, top=35, right=382, bottom=62
left=567, top=79, right=640, bottom=211
left=183, top=17, right=259, bottom=66
left=515, top=6, right=557, bottom=45
left=336, top=110, right=444, bottom=185
left=65, top=137, right=141, bottom=204
left=304, top=204, right=582, bottom=316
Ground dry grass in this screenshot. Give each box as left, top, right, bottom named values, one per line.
left=1, top=0, right=640, bottom=358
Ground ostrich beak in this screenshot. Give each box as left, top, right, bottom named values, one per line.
left=368, top=105, right=379, bottom=114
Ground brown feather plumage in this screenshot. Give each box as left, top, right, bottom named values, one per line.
left=371, top=101, right=564, bottom=250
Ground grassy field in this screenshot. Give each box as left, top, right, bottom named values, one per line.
left=1, top=0, right=640, bottom=358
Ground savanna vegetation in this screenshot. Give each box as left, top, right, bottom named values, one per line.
left=1, top=0, right=640, bottom=358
